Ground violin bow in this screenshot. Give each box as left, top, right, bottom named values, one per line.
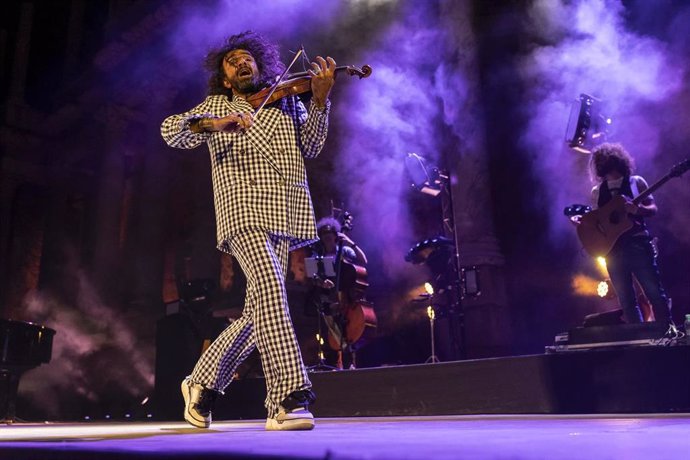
left=253, top=46, right=304, bottom=119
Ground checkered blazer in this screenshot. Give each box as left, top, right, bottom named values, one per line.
left=161, top=94, right=330, bottom=254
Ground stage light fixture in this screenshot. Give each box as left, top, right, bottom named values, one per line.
left=596, top=257, right=607, bottom=270
left=565, top=93, right=612, bottom=154
left=595, top=256, right=609, bottom=278
left=424, top=282, right=434, bottom=295
left=404, top=153, right=445, bottom=196
left=405, top=236, right=455, bottom=265
left=404, top=151, right=464, bottom=358
left=597, top=280, right=609, bottom=298
left=461, top=266, right=480, bottom=297
left=597, top=279, right=615, bottom=299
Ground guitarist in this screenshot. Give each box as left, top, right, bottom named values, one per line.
left=585, top=143, right=672, bottom=326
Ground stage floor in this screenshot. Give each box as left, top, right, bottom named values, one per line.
left=1, top=414, right=688, bottom=459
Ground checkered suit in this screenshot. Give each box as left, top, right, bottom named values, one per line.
left=161, top=94, right=330, bottom=253
left=161, top=94, right=330, bottom=417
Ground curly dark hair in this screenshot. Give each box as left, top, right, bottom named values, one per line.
left=589, top=142, right=635, bottom=181
left=316, top=217, right=341, bottom=236
left=204, top=31, right=285, bottom=97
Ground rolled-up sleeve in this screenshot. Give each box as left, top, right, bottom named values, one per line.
left=160, top=97, right=216, bottom=149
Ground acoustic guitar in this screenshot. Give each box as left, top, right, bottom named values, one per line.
left=574, top=159, right=690, bottom=256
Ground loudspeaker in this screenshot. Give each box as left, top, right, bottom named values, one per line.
left=583, top=308, right=624, bottom=327
left=568, top=321, right=668, bottom=345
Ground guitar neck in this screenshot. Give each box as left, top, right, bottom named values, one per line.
left=632, top=174, right=672, bottom=205
left=631, top=159, right=690, bottom=204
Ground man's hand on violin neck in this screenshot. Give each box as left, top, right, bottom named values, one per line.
left=310, top=56, right=336, bottom=108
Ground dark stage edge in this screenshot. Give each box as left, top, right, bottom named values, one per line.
left=212, top=344, right=690, bottom=420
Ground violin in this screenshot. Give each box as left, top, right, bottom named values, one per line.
left=245, top=64, right=372, bottom=109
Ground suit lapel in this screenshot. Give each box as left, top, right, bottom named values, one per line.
left=245, top=118, right=285, bottom=179
left=227, top=96, right=285, bottom=179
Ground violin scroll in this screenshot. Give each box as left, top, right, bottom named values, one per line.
left=344, top=64, right=372, bottom=79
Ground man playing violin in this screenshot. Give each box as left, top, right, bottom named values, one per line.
left=161, top=30, right=336, bottom=431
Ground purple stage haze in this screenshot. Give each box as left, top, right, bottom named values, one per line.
left=8, top=0, right=690, bottom=420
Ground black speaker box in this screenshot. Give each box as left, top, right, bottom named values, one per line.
left=568, top=321, right=668, bottom=345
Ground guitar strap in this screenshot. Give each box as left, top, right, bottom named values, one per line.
left=629, top=176, right=640, bottom=197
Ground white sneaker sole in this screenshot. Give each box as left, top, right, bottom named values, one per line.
left=265, top=411, right=315, bottom=431
left=181, top=378, right=210, bottom=429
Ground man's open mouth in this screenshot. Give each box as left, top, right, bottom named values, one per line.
left=238, top=67, right=252, bottom=77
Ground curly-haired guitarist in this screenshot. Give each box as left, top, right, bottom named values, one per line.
left=586, top=143, right=672, bottom=327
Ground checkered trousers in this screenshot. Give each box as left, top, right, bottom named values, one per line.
left=190, top=229, right=311, bottom=418
left=160, top=94, right=330, bottom=255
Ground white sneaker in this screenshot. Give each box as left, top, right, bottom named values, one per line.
left=265, top=389, right=316, bottom=431
left=265, top=407, right=315, bottom=431
left=181, top=377, right=217, bottom=428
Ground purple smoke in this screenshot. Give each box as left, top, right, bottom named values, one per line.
left=517, top=0, right=689, bottom=246
left=334, top=2, right=468, bottom=283
left=20, top=266, right=154, bottom=417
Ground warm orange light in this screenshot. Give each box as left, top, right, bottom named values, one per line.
left=596, top=257, right=608, bottom=277
left=571, top=273, right=602, bottom=296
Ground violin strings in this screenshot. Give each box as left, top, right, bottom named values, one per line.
left=299, top=47, right=311, bottom=73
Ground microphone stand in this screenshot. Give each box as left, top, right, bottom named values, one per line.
left=307, top=253, right=337, bottom=373
left=332, top=236, right=349, bottom=368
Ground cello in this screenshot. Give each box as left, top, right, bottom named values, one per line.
left=327, top=211, right=377, bottom=353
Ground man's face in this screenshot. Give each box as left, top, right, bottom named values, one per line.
left=594, top=154, right=617, bottom=177
left=320, top=231, right=338, bottom=252
left=222, top=49, right=260, bottom=94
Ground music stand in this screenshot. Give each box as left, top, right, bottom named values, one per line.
left=304, top=256, right=336, bottom=279
left=304, top=256, right=338, bottom=372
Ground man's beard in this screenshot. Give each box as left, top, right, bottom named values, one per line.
left=233, top=75, right=261, bottom=94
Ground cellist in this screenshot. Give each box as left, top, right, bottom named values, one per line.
left=307, top=217, right=368, bottom=368
left=314, top=217, right=368, bottom=266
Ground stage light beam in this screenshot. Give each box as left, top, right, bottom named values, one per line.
left=571, top=273, right=602, bottom=296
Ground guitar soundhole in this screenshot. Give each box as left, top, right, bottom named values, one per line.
left=609, top=211, right=621, bottom=224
